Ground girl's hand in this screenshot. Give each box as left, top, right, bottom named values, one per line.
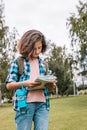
left=22, top=80, right=41, bottom=88
left=45, top=82, right=56, bottom=92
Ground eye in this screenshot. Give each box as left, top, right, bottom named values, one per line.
left=34, top=46, right=42, bottom=50
left=38, top=46, right=42, bottom=49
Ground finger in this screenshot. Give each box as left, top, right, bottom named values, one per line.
left=31, top=81, right=40, bottom=84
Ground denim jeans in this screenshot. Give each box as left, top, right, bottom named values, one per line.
left=15, top=102, right=49, bottom=130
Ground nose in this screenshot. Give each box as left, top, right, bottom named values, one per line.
left=35, top=49, right=39, bottom=54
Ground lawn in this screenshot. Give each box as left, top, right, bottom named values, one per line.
left=0, top=95, right=87, bottom=130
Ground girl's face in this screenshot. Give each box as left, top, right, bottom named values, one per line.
left=32, top=41, right=42, bottom=58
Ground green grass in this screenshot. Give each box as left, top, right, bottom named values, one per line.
left=0, top=95, right=87, bottom=130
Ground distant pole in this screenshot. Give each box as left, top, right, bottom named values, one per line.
left=73, top=82, right=76, bottom=96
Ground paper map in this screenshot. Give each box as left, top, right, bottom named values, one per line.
left=29, top=75, right=57, bottom=91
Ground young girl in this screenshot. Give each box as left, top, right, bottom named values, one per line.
left=6, top=29, right=55, bottom=130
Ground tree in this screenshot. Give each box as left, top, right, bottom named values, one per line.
left=0, top=0, right=19, bottom=101
left=67, top=0, right=87, bottom=75
left=45, top=43, right=72, bottom=96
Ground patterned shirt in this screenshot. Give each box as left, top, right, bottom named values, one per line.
left=6, top=56, right=50, bottom=111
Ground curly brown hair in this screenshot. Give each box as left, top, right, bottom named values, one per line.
left=17, top=29, right=47, bottom=58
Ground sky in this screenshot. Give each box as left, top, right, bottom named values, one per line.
left=4, top=0, right=86, bottom=47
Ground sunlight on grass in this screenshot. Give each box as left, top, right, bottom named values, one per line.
left=49, top=95, right=87, bottom=130
left=0, top=95, right=87, bottom=130
left=0, top=103, right=16, bottom=130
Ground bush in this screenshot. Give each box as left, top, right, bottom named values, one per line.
left=78, top=89, right=87, bottom=95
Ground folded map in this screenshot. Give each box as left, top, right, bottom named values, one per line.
left=29, top=75, right=57, bottom=91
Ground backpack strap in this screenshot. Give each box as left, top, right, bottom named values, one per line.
left=44, top=61, right=48, bottom=75
left=17, top=57, right=24, bottom=76
left=17, top=57, right=48, bottom=76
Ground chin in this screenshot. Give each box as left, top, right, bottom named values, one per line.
left=32, top=56, right=38, bottom=59
left=33, top=55, right=39, bottom=58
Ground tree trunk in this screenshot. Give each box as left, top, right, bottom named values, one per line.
left=56, top=86, right=58, bottom=97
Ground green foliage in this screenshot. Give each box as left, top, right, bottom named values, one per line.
left=67, top=1, right=87, bottom=44
left=45, top=43, right=72, bottom=95
left=67, top=0, right=87, bottom=73
left=78, top=89, right=87, bottom=95
left=0, top=0, right=19, bottom=99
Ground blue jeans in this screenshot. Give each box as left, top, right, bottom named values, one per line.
left=15, top=102, right=49, bottom=130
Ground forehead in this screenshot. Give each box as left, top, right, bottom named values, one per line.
left=34, top=41, right=42, bottom=47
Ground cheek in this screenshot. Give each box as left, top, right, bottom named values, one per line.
left=39, top=49, right=42, bottom=53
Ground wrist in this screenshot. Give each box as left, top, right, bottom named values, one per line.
left=20, top=81, right=24, bottom=87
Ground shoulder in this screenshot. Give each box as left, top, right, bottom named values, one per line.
left=38, top=56, right=44, bottom=64
left=10, top=58, right=18, bottom=66
left=5, top=59, right=18, bottom=78
left=38, top=56, right=48, bottom=74
left=38, top=56, right=47, bottom=67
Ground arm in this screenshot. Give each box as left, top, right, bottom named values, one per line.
left=45, top=82, right=56, bottom=92
left=6, top=80, right=41, bottom=90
